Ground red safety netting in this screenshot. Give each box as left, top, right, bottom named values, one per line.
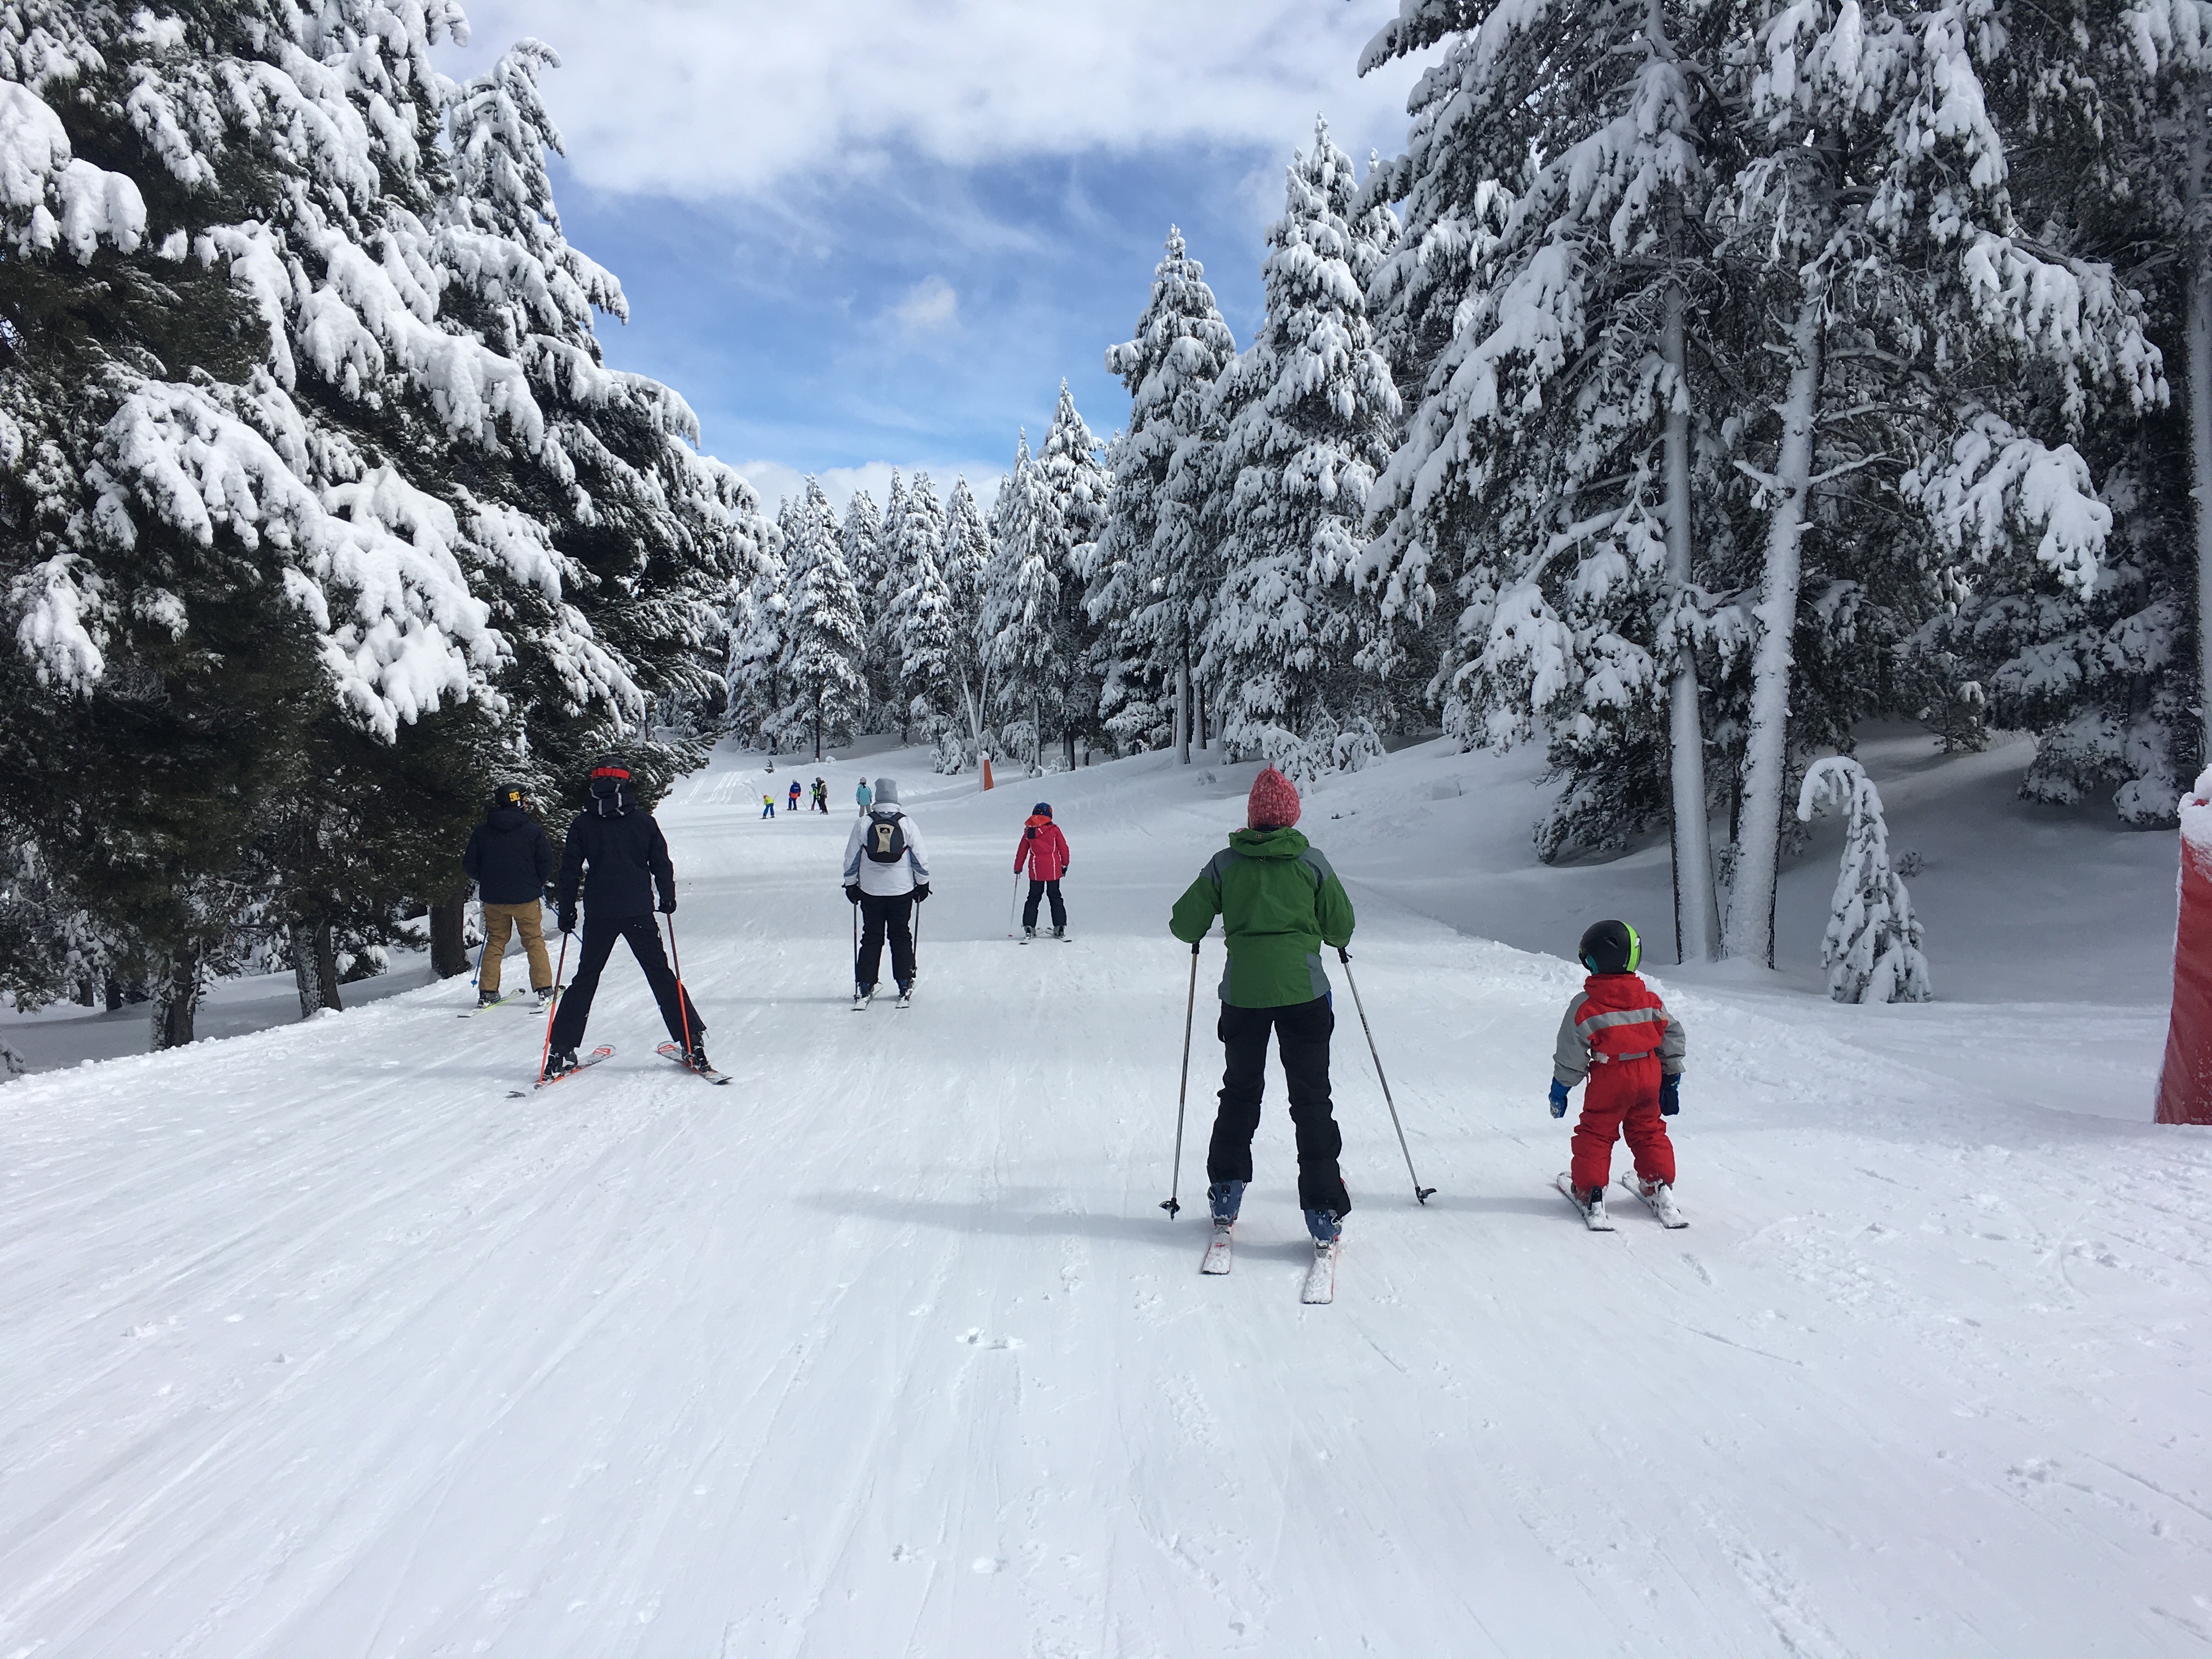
left=2155, top=778, right=2212, bottom=1126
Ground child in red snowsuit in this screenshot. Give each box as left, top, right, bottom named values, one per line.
left=1549, top=919, right=1686, bottom=1211
left=1014, top=802, right=1071, bottom=936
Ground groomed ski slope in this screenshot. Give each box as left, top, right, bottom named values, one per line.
left=2, top=741, right=2207, bottom=1658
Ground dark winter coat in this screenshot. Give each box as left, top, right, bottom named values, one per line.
left=1170, top=827, right=1355, bottom=1008
left=1014, top=816, right=1070, bottom=881
left=557, top=785, right=675, bottom=919
left=464, top=805, right=557, bottom=905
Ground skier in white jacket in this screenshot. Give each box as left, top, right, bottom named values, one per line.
left=842, top=776, right=930, bottom=1007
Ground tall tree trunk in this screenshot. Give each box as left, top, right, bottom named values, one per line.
left=1723, top=291, right=1826, bottom=965
left=149, top=948, right=200, bottom=1050
left=1031, top=689, right=1042, bottom=772
left=1661, top=280, right=1720, bottom=963
left=2190, top=114, right=2212, bottom=770
left=291, top=917, right=343, bottom=1018
left=1196, top=677, right=1208, bottom=754
left=1176, top=639, right=1192, bottom=764
left=430, top=886, right=471, bottom=979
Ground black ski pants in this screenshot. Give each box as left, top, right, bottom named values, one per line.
left=1022, top=878, right=1066, bottom=930
left=855, top=891, right=915, bottom=989
left=549, top=913, right=701, bottom=1053
left=1206, top=995, right=1349, bottom=1216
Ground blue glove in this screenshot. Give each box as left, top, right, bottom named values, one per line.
left=1661, top=1075, right=1680, bottom=1116
left=1548, top=1080, right=1571, bottom=1119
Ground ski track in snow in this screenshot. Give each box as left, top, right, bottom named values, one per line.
left=2, top=743, right=2208, bottom=1657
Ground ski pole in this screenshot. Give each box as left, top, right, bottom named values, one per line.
left=536, top=927, right=571, bottom=1083
left=469, top=898, right=486, bottom=986
left=1338, top=947, right=1435, bottom=1204
left=851, top=897, right=861, bottom=988
left=664, top=909, right=695, bottom=1058
left=1009, top=869, right=1022, bottom=936
left=1161, top=939, right=1200, bottom=1217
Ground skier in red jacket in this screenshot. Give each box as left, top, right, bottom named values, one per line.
left=1014, top=803, right=1071, bottom=938
left=1549, top=919, right=1687, bottom=1226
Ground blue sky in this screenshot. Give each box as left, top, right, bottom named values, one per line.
left=440, top=2, right=1426, bottom=513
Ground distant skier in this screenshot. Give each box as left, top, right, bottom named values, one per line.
left=855, top=777, right=873, bottom=816
left=1550, top=919, right=1686, bottom=1226
left=788, top=780, right=803, bottom=815
left=544, top=759, right=707, bottom=1077
left=1014, top=802, right=1071, bottom=938
left=812, top=777, right=830, bottom=813
left=842, top=775, right=930, bottom=1008
left=462, top=783, right=557, bottom=1007
left=1169, top=766, right=1355, bottom=1251
left=761, top=793, right=775, bottom=820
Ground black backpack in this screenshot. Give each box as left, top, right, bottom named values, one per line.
left=863, top=811, right=908, bottom=864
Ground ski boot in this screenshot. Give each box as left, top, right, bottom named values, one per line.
left=1050, top=925, right=1065, bottom=938
left=852, top=983, right=873, bottom=1011
left=1303, top=1208, right=1342, bottom=1246
left=1584, top=1183, right=1609, bottom=1225
left=534, top=985, right=557, bottom=1008
left=683, top=1043, right=712, bottom=1074
left=1023, top=925, right=1036, bottom=939
left=477, top=986, right=503, bottom=1008
left=1208, top=1180, right=1245, bottom=1225
left=543, top=1046, right=579, bottom=1080
left=894, top=980, right=914, bottom=1009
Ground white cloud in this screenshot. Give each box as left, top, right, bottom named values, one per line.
left=893, top=276, right=960, bottom=337
left=734, top=459, right=1007, bottom=518
left=446, top=2, right=1421, bottom=201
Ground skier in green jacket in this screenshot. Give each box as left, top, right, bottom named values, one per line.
left=1170, top=765, right=1357, bottom=1246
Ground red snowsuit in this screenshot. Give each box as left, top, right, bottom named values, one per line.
left=1553, top=972, right=1684, bottom=1190
left=1014, top=816, right=1069, bottom=880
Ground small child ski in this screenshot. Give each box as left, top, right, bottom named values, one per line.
left=1548, top=919, right=1687, bottom=1229
left=787, top=781, right=803, bottom=815
left=761, top=793, right=775, bottom=820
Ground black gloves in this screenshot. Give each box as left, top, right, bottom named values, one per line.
left=911, top=883, right=931, bottom=903
left=1660, top=1076, right=1681, bottom=1116
left=658, top=893, right=677, bottom=914
left=556, top=905, right=577, bottom=935
left=844, top=884, right=862, bottom=906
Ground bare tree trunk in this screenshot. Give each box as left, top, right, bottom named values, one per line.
left=291, top=917, right=343, bottom=1018
left=1177, top=640, right=1192, bottom=765
left=1661, top=278, right=1720, bottom=963
left=1724, top=290, right=1826, bottom=965
left=430, top=886, right=471, bottom=979
left=2190, top=115, right=2212, bottom=770
left=149, top=949, right=200, bottom=1050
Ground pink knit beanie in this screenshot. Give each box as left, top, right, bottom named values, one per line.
left=1246, top=766, right=1301, bottom=830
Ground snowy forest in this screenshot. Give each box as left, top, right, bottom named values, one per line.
left=4, top=0, right=2209, bottom=1045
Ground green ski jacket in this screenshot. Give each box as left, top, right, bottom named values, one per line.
left=1170, top=827, right=1356, bottom=1008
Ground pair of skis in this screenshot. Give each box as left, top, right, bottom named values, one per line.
left=1556, top=1172, right=1689, bottom=1231
left=504, top=1042, right=729, bottom=1097
left=851, top=986, right=913, bottom=1011
left=1197, top=1223, right=1338, bottom=1305
left=460, top=990, right=552, bottom=1018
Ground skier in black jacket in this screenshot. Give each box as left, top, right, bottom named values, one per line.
left=462, top=785, right=557, bottom=1007
left=544, top=759, right=706, bottom=1076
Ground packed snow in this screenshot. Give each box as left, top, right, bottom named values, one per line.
left=1, top=735, right=2205, bottom=1656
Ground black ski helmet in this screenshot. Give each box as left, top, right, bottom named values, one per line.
left=489, top=782, right=527, bottom=811
left=588, top=756, right=632, bottom=798
left=1577, top=919, right=1640, bottom=975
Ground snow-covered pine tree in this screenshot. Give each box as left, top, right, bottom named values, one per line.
left=1203, top=118, right=1400, bottom=782
left=886, top=473, right=955, bottom=738
left=775, top=479, right=867, bottom=759
left=1039, top=382, right=1111, bottom=768
left=1796, top=757, right=1931, bottom=1004
left=941, top=475, right=996, bottom=766
left=862, top=470, right=907, bottom=731
left=1709, top=0, right=2160, bottom=964
left=1356, top=0, right=1728, bottom=957
left=1091, top=227, right=1238, bottom=761
left=725, top=511, right=792, bottom=746
left=985, top=431, right=1059, bottom=771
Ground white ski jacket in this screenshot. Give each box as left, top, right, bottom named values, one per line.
left=842, top=809, right=930, bottom=897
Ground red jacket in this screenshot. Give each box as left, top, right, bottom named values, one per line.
left=1015, top=816, right=1070, bottom=881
